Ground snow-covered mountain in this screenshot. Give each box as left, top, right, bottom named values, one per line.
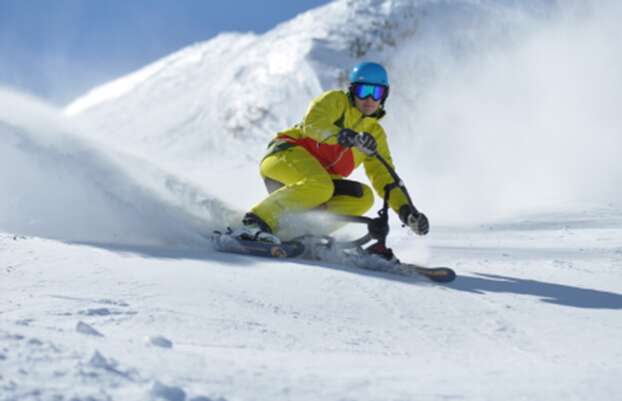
left=64, top=0, right=622, bottom=222
left=2, top=1, right=622, bottom=400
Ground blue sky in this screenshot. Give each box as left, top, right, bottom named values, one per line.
left=0, top=0, right=332, bottom=105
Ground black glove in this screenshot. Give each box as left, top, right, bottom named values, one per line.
left=354, top=131, right=377, bottom=156
left=399, top=205, right=429, bottom=235
left=337, top=128, right=358, bottom=147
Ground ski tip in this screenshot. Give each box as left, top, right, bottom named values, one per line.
left=417, top=267, right=457, bottom=283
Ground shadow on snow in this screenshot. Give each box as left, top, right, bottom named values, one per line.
left=69, top=240, right=260, bottom=267
left=449, top=273, right=622, bottom=309
left=70, top=241, right=622, bottom=310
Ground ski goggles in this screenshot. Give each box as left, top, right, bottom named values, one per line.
left=352, top=83, right=388, bottom=101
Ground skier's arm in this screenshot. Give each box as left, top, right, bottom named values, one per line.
left=363, top=127, right=409, bottom=214
left=300, top=91, right=348, bottom=142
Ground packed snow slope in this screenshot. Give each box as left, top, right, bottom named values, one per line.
left=2, top=0, right=622, bottom=400
left=2, top=223, right=621, bottom=401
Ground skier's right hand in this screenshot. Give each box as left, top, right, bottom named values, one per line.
left=338, top=129, right=377, bottom=155
left=337, top=128, right=358, bottom=147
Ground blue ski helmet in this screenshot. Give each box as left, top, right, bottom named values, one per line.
left=349, top=62, right=389, bottom=87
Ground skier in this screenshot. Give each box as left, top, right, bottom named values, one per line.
left=231, top=61, right=429, bottom=250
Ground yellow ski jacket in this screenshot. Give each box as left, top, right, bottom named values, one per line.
left=266, top=89, right=409, bottom=214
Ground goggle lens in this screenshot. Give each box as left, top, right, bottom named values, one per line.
left=353, top=84, right=386, bottom=101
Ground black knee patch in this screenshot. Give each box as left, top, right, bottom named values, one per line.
left=332, top=179, right=364, bottom=198
left=264, top=177, right=365, bottom=199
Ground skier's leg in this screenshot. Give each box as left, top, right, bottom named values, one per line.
left=323, top=180, right=374, bottom=217
left=250, top=146, right=335, bottom=232
left=308, top=180, right=374, bottom=234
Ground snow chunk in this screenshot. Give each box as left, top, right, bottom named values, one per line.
left=88, top=351, right=114, bottom=369
left=79, top=308, right=113, bottom=316
left=76, top=321, right=103, bottom=337
left=151, top=381, right=186, bottom=401
left=145, top=335, right=173, bottom=349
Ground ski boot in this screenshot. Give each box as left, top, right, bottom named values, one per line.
left=229, top=213, right=281, bottom=244
left=365, top=242, right=399, bottom=263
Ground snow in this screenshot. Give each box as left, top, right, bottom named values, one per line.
left=2, top=219, right=621, bottom=400
left=2, top=0, right=622, bottom=400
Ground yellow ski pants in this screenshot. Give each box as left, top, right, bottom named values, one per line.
left=250, top=146, right=374, bottom=233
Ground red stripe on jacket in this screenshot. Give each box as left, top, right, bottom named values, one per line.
left=280, top=136, right=355, bottom=177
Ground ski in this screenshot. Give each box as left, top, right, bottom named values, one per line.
left=335, top=246, right=456, bottom=283
left=211, top=231, right=305, bottom=258
left=386, top=263, right=456, bottom=283
left=211, top=232, right=456, bottom=283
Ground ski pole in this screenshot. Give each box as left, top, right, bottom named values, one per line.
left=372, top=152, right=420, bottom=217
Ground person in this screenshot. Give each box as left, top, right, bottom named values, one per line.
left=232, top=61, right=429, bottom=247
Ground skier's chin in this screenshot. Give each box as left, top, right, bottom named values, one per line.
left=362, top=106, right=377, bottom=115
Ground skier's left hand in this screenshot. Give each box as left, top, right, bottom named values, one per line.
left=399, top=206, right=429, bottom=235
left=354, top=132, right=377, bottom=156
